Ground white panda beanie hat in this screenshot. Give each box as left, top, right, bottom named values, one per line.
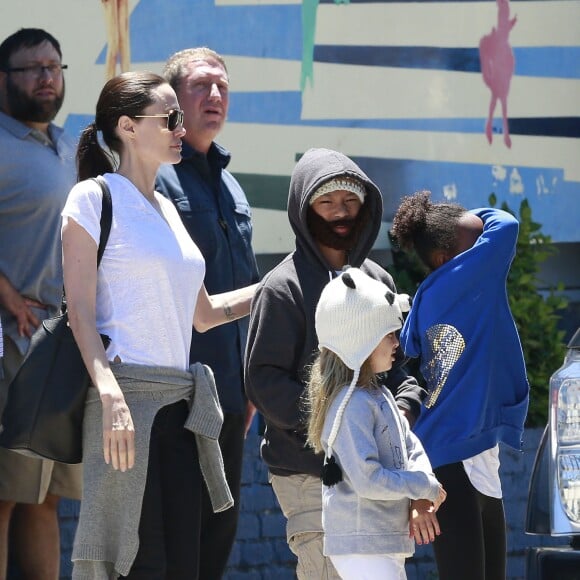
left=315, top=267, right=411, bottom=485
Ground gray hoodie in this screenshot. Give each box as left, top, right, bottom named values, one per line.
left=244, top=148, right=425, bottom=477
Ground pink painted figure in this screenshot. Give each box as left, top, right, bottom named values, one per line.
left=479, top=0, right=517, bottom=148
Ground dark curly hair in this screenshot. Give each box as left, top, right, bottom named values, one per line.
left=391, top=190, right=466, bottom=271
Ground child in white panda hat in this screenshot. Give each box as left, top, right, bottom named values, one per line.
left=306, top=268, right=446, bottom=580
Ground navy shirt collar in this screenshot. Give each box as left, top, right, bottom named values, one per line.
left=180, top=140, right=232, bottom=170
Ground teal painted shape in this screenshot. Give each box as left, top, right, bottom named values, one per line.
left=301, top=0, right=350, bottom=90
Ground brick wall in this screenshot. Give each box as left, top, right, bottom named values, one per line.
left=57, top=427, right=572, bottom=580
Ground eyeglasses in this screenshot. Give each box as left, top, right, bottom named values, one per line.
left=133, top=109, right=184, bottom=131
left=4, top=64, right=68, bottom=78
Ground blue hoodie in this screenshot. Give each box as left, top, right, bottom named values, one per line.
left=400, top=208, right=529, bottom=469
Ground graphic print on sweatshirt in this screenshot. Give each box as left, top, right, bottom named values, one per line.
left=423, top=324, right=465, bottom=408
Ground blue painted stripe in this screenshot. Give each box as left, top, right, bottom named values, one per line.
left=65, top=94, right=580, bottom=139
left=313, top=46, right=580, bottom=79
left=319, top=0, right=558, bottom=4
left=228, top=91, right=488, bottom=131
left=227, top=91, right=580, bottom=137
left=99, top=0, right=302, bottom=64
left=314, top=45, right=481, bottom=72
left=66, top=102, right=493, bottom=136
left=510, top=117, right=580, bottom=138
left=326, top=154, right=579, bottom=243
left=63, top=115, right=92, bottom=143
left=514, top=47, right=580, bottom=80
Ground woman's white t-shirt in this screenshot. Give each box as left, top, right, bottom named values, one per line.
left=62, top=173, right=205, bottom=371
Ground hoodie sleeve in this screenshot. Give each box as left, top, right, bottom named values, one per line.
left=244, top=276, right=309, bottom=430
left=470, top=207, right=519, bottom=270
left=382, top=361, right=426, bottom=424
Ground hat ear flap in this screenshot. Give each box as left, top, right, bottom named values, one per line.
left=397, top=293, right=412, bottom=313
left=342, top=272, right=356, bottom=289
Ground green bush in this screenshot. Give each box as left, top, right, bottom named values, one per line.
left=489, top=194, right=567, bottom=426
left=388, top=195, right=567, bottom=427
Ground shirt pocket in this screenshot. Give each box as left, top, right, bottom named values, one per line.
left=233, top=202, right=253, bottom=243
left=174, top=199, right=220, bottom=259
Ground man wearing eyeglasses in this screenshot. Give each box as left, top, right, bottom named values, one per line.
left=156, top=47, right=259, bottom=579
left=0, top=28, right=79, bottom=580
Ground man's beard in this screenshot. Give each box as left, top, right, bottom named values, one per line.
left=6, top=76, right=64, bottom=124
left=307, top=206, right=369, bottom=251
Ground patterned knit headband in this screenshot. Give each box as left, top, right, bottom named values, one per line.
left=309, top=177, right=367, bottom=206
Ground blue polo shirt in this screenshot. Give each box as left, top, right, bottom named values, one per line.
left=156, top=142, right=259, bottom=414
left=0, top=111, right=76, bottom=354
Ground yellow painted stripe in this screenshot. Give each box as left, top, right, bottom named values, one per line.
left=112, top=58, right=300, bottom=92
left=315, top=1, right=580, bottom=48
left=58, top=56, right=299, bottom=120
left=300, top=62, right=580, bottom=119
left=217, top=56, right=301, bottom=91
left=221, top=122, right=580, bottom=182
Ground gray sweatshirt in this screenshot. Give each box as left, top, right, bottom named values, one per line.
left=321, top=384, right=440, bottom=557
left=245, top=148, right=426, bottom=478
left=72, top=362, right=232, bottom=579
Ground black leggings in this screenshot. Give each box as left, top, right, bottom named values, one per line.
left=199, top=412, right=245, bottom=579
left=433, top=462, right=506, bottom=580
left=123, top=400, right=203, bottom=579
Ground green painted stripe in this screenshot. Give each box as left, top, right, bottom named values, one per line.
left=233, top=173, right=291, bottom=211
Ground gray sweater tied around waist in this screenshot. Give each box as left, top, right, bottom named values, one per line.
left=72, top=362, right=233, bottom=579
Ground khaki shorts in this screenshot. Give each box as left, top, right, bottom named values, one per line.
left=271, top=473, right=340, bottom=580
left=0, top=336, right=82, bottom=503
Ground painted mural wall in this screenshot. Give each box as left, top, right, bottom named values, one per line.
left=2, top=0, right=579, bottom=255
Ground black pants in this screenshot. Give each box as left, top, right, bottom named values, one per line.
left=199, top=412, right=245, bottom=579
left=433, top=462, right=506, bottom=580
left=124, top=400, right=203, bottom=579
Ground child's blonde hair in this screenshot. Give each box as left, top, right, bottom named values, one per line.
left=308, top=268, right=411, bottom=485
left=306, top=348, right=377, bottom=454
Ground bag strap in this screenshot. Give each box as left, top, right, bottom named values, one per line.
left=92, top=175, right=112, bottom=267
left=60, top=177, right=113, bottom=314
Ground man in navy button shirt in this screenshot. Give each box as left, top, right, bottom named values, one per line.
left=156, top=47, right=259, bottom=579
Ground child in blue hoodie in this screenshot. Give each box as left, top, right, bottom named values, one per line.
left=306, top=268, right=446, bottom=580
left=392, top=191, right=529, bottom=580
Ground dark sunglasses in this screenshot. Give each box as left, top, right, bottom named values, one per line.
left=133, top=109, right=184, bottom=131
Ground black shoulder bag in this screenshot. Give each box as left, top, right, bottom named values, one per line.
left=0, top=176, right=113, bottom=464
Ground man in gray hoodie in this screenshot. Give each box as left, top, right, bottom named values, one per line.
left=245, top=148, right=425, bottom=579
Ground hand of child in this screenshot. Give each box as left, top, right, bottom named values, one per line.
left=433, top=484, right=447, bottom=511
left=409, top=499, right=441, bottom=545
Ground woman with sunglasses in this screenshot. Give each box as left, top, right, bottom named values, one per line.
left=61, top=71, right=257, bottom=579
